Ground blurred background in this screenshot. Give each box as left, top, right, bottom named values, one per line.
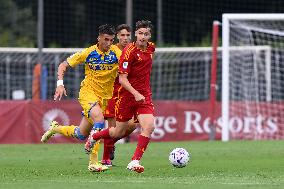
left=1, top=0, right=284, bottom=143
left=1, top=0, right=284, bottom=100
left=1, top=0, right=284, bottom=48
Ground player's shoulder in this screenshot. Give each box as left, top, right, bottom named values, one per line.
left=72, top=45, right=96, bottom=57
left=86, top=44, right=97, bottom=51
left=123, top=42, right=136, bottom=56
left=148, top=42, right=155, bottom=47
left=110, top=44, right=121, bottom=52
left=109, top=45, right=122, bottom=57
left=124, top=42, right=136, bottom=51
left=148, top=42, right=156, bottom=52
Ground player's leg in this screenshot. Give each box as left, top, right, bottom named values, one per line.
left=85, top=119, right=130, bottom=154
left=133, top=114, right=155, bottom=157
left=101, top=97, right=116, bottom=164
left=76, top=89, right=105, bottom=153
left=41, top=115, right=92, bottom=142
left=109, top=118, right=137, bottom=144
left=84, top=102, right=106, bottom=152
left=101, top=117, right=116, bottom=166
left=88, top=138, right=108, bottom=172
left=126, top=114, right=154, bottom=173
left=106, top=117, right=116, bottom=128
left=89, top=102, right=105, bottom=130
left=52, top=102, right=103, bottom=141
left=86, top=102, right=109, bottom=172
left=127, top=98, right=155, bottom=173
left=86, top=95, right=136, bottom=155
left=126, top=118, right=138, bottom=137
left=41, top=86, right=101, bottom=142
left=85, top=103, right=105, bottom=162
left=101, top=117, right=137, bottom=166
left=41, top=102, right=104, bottom=143
left=107, top=117, right=116, bottom=161
left=86, top=99, right=133, bottom=150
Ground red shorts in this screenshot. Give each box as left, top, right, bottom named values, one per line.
left=115, top=95, right=154, bottom=122
left=104, top=97, right=116, bottom=118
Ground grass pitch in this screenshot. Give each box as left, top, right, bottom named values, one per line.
left=0, top=141, right=283, bottom=189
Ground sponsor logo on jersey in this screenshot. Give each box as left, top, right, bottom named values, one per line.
left=123, top=62, right=128, bottom=69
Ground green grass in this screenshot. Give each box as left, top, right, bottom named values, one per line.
left=0, top=141, right=283, bottom=189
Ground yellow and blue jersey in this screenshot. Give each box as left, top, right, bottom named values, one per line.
left=67, top=44, right=121, bottom=99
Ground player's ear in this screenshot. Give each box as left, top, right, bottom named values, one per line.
left=134, top=31, right=138, bottom=37
left=97, top=36, right=100, bottom=41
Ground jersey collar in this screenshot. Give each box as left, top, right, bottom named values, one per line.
left=96, top=44, right=111, bottom=55
left=134, top=42, right=152, bottom=52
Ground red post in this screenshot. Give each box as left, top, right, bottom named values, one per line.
left=209, top=21, right=220, bottom=140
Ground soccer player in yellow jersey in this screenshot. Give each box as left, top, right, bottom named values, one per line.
left=41, top=24, right=120, bottom=172
left=97, top=24, right=137, bottom=166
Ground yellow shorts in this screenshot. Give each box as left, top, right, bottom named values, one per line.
left=78, top=86, right=108, bottom=125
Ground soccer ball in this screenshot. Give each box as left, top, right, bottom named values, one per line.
left=169, top=148, right=190, bottom=168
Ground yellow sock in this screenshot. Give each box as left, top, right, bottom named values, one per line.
left=54, top=125, right=77, bottom=137
left=89, top=140, right=101, bottom=165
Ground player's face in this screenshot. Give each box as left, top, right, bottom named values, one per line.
left=98, top=34, right=115, bottom=52
left=117, top=29, right=131, bottom=48
left=135, top=28, right=151, bottom=48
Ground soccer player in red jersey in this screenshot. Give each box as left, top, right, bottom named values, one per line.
left=86, top=20, right=155, bottom=173
left=104, top=24, right=132, bottom=128
left=100, top=24, right=137, bottom=166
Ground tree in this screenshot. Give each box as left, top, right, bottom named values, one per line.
left=0, top=0, right=36, bottom=47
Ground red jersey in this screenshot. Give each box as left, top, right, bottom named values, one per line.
left=119, top=42, right=155, bottom=97
left=111, top=44, right=123, bottom=98
left=112, top=43, right=124, bottom=97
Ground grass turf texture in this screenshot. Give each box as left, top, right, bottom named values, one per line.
left=0, top=141, right=283, bottom=189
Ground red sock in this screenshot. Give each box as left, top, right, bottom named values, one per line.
left=103, top=138, right=115, bottom=160
left=92, top=128, right=110, bottom=140
left=132, top=135, right=150, bottom=161
left=102, top=132, right=131, bottom=160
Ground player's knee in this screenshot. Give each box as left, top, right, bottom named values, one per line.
left=143, top=124, right=155, bottom=135
left=112, top=131, right=124, bottom=138
left=128, top=123, right=137, bottom=132
left=74, top=127, right=87, bottom=140
left=110, top=128, right=125, bottom=138
left=126, top=125, right=136, bottom=135
left=89, top=104, right=104, bottom=122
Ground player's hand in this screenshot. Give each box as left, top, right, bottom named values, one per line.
left=134, top=92, right=145, bottom=102
left=54, top=85, right=67, bottom=101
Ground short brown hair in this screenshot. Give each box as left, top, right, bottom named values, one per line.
left=135, top=20, right=153, bottom=32
left=116, top=24, right=132, bottom=33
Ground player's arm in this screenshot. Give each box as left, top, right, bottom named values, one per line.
left=118, top=45, right=145, bottom=102
left=119, top=74, right=145, bottom=102
left=54, top=48, right=88, bottom=101
left=53, top=61, right=69, bottom=101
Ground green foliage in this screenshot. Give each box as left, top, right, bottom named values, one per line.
left=0, top=0, right=36, bottom=47
left=0, top=141, right=283, bottom=189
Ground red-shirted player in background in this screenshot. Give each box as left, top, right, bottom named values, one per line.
left=100, top=24, right=137, bottom=166
left=86, top=20, right=155, bottom=173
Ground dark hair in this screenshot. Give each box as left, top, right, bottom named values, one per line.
left=116, top=24, right=132, bottom=33
left=98, top=24, right=116, bottom=35
left=135, top=20, right=153, bottom=32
